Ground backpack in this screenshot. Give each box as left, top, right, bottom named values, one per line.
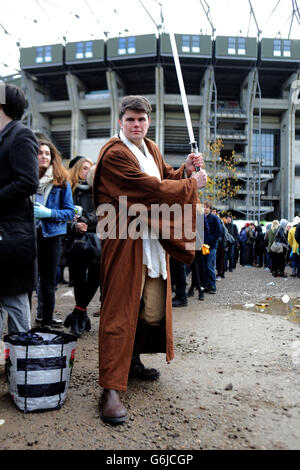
left=224, top=226, right=235, bottom=247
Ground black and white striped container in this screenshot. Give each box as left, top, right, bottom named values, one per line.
left=4, top=328, right=77, bottom=413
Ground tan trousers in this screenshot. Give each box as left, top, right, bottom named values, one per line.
left=139, top=265, right=166, bottom=325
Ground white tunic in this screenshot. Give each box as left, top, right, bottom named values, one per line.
left=119, top=130, right=167, bottom=280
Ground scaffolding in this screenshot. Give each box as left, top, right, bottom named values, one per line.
left=206, top=69, right=275, bottom=220
left=238, top=77, right=274, bottom=222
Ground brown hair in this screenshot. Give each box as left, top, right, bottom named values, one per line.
left=38, top=139, right=69, bottom=187
left=203, top=200, right=213, bottom=210
left=119, top=95, right=152, bottom=119
left=69, top=157, right=94, bottom=195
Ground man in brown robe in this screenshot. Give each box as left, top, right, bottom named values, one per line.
left=93, top=95, right=207, bottom=424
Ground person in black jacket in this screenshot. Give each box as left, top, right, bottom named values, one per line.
left=0, top=84, right=39, bottom=338
left=253, top=225, right=265, bottom=267
left=187, top=212, right=209, bottom=300
left=295, top=222, right=300, bottom=245
left=64, top=158, right=101, bottom=337
left=202, top=200, right=222, bottom=293
left=245, top=223, right=256, bottom=266
left=224, top=215, right=239, bottom=272
left=216, top=216, right=230, bottom=279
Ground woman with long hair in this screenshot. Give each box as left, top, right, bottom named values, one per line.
left=64, top=157, right=101, bottom=337
left=34, top=139, right=75, bottom=327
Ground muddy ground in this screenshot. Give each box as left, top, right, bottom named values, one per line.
left=1, top=264, right=300, bottom=450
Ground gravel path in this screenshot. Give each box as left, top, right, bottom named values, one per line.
left=1, top=263, right=300, bottom=450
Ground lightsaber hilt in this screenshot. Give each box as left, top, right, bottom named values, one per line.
left=190, top=141, right=200, bottom=172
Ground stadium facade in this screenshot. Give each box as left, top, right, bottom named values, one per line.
left=5, top=33, right=300, bottom=220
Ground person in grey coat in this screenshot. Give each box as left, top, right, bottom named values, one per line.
left=0, top=84, right=39, bottom=338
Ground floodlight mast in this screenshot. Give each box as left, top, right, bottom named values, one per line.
left=248, top=0, right=262, bottom=39
left=288, top=0, right=300, bottom=38
left=138, top=0, right=163, bottom=33
left=198, top=0, right=216, bottom=38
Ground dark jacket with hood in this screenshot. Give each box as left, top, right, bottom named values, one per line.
left=204, top=213, right=222, bottom=250
left=0, top=120, right=39, bottom=294
left=227, top=221, right=239, bottom=243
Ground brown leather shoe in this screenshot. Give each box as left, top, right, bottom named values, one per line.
left=99, top=389, right=127, bottom=425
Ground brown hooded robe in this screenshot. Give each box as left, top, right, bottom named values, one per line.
left=93, top=136, right=199, bottom=391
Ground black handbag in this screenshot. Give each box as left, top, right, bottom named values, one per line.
left=66, top=232, right=101, bottom=260
left=0, top=221, right=36, bottom=262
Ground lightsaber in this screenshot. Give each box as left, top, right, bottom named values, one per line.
left=169, top=32, right=199, bottom=160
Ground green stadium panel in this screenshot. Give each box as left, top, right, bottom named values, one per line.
left=20, top=44, right=64, bottom=69
left=65, top=40, right=105, bottom=64
left=261, top=38, right=300, bottom=61
left=160, top=33, right=212, bottom=58
left=107, top=34, right=157, bottom=60
left=215, top=36, right=257, bottom=60
left=3, top=74, right=22, bottom=88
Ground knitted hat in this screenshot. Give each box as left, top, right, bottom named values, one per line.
left=69, top=156, right=84, bottom=169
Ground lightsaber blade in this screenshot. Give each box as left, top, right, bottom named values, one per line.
left=169, top=32, right=199, bottom=156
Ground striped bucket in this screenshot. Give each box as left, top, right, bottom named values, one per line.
left=4, top=328, right=77, bottom=413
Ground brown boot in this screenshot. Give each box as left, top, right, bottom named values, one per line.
left=99, top=389, right=127, bottom=425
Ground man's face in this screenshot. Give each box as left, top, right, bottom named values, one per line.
left=119, top=110, right=150, bottom=147
left=204, top=205, right=210, bottom=215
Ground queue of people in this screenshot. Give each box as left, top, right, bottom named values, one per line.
left=170, top=210, right=300, bottom=307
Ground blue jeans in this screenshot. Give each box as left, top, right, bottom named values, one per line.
left=202, top=248, right=217, bottom=288
left=225, top=243, right=235, bottom=270
left=239, top=242, right=246, bottom=266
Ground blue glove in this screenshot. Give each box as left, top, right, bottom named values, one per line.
left=34, top=202, right=52, bottom=219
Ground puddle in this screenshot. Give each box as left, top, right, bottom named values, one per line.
left=232, top=297, right=300, bottom=325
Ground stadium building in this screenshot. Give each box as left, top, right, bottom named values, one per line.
left=4, top=33, right=300, bottom=220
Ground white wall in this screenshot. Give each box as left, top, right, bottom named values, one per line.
left=295, top=178, right=300, bottom=197
left=295, top=141, right=300, bottom=165
left=78, top=138, right=109, bottom=163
